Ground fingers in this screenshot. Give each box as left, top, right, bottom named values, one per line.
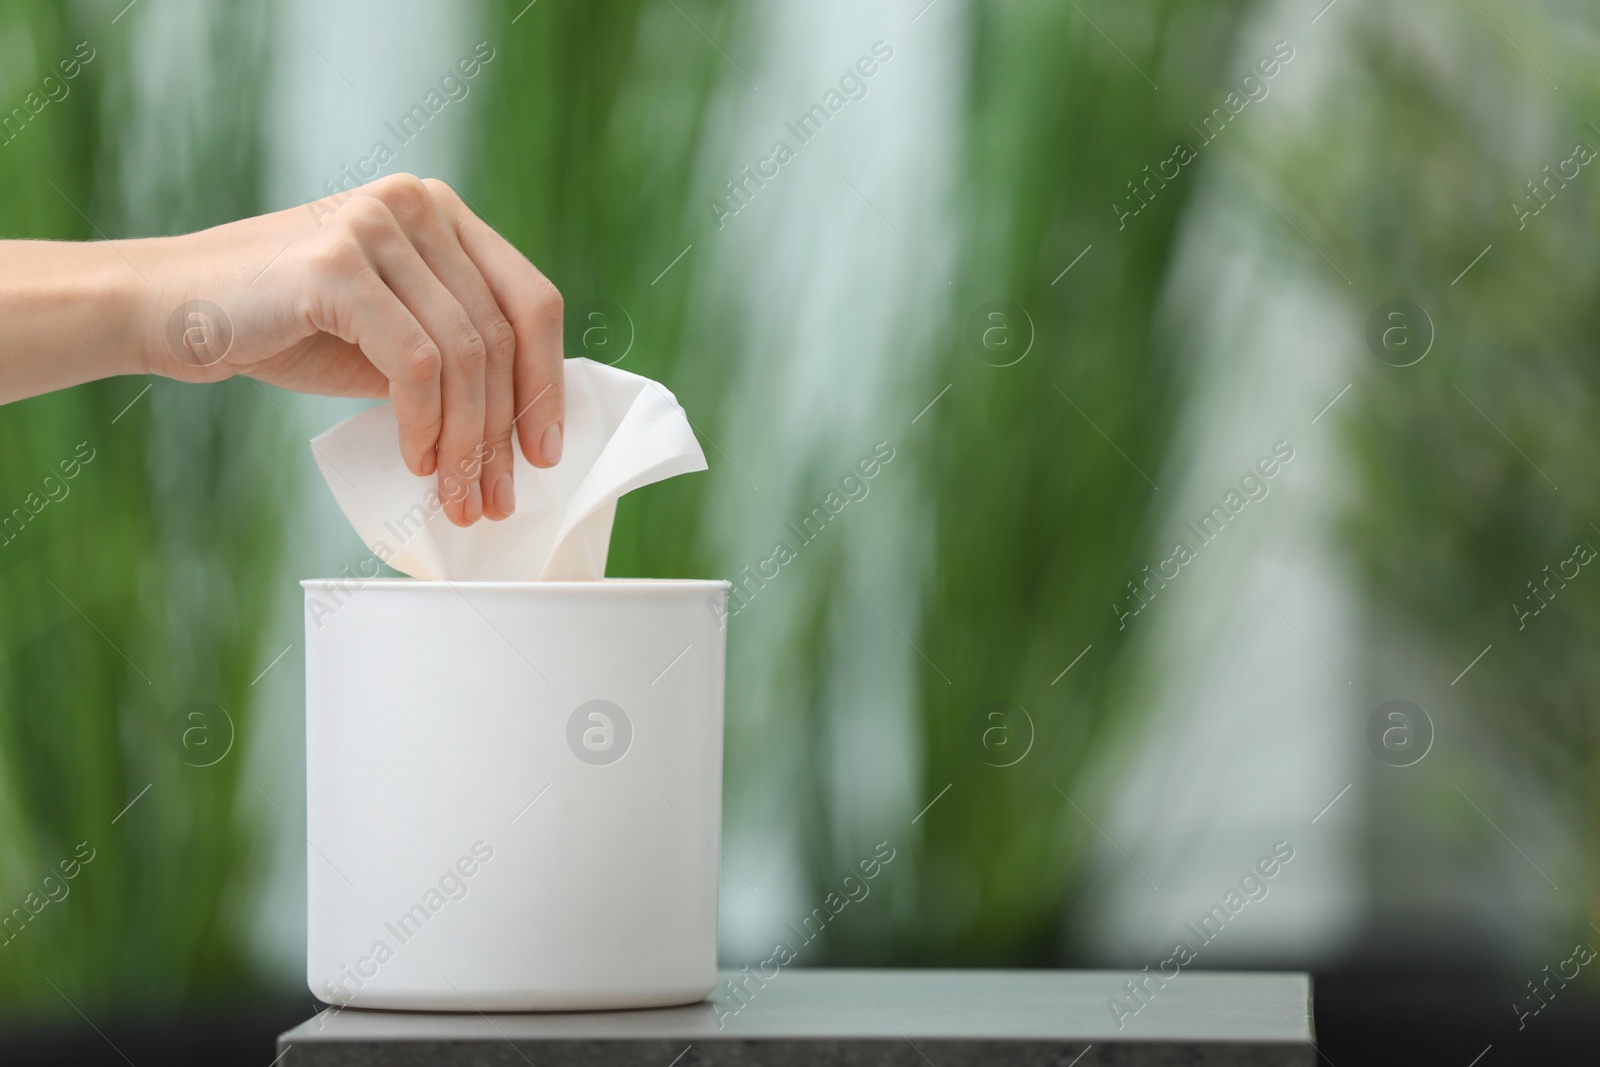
left=303, top=253, right=443, bottom=479
left=362, top=224, right=487, bottom=525
left=318, top=194, right=488, bottom=526
left=303, top=174, right=561, bottom=527
left=423, top=178, right=565, bottom=472
left=378, top=177, right=519, bottom=521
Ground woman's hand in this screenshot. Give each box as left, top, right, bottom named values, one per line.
left=137, top=173, right=563, bottom=526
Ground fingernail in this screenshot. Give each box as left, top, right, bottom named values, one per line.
left=540, top=423, right=563, bottom=466
left=465, top=481, right=483, bottom=524
left=421, top=449, right=437, bottom=476
left=492, top=471, right=515, bottom=517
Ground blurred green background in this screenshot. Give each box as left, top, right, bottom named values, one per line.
left=1, top=0, right=1597, bottom=1052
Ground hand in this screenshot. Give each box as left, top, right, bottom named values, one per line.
left=139, top=173, right=563, bottom=526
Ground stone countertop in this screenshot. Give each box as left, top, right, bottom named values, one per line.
left=278, top=967, right=1316, bottom=1066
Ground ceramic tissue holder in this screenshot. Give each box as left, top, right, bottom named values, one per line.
left=303, top=577, right=730, bottom=1011
left=301, top=359, right=725, bottom=1011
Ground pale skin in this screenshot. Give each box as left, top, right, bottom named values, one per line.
left=0, top=173, right=564, bottom=526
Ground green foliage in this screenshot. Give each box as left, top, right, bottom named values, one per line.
left=888, top=0, right=1255, bottom=965
left=1269, top=0, right=1600, bottom=932
left=0, top=0, right=289, bottom=1016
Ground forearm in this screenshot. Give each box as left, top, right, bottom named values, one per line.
left=0, top=240, right=149, bottom=405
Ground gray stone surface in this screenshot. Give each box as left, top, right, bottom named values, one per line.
left=277, top=968, right=1316, bottom=1065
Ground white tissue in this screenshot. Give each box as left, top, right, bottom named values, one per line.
left=310, top=358, right=707, bottom=581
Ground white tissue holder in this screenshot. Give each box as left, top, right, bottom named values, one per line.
left=302, top=577, right=730, bottom=1011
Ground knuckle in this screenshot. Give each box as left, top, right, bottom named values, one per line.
left=532, top=275, right=564, bottom=320
left=406, top=341, right=442, bottom=382
left=308, top=231, right=367, bottom=281
left=405, top=416, right=443, bottom=451
left=484, top=426, right=515, bottom=463
left=372, top=172, right=431, bottom=215
left=343, top=196, right=400, bottom=243
left=421, top=177, right=458, bottom=203
left=531, top=376, right=565, bottom=416
left=482, top=314, right=517, bottom=364
left=454, top=325, right=488, bottom=373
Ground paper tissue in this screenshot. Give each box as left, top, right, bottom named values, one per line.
left=302, top=358, right=730, bottom=1011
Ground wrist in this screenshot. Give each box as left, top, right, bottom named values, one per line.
left=96, top=242, right=154, bottom=378
left=131, top=233, right=245, bottom=383
left=124, top=234, right=188, bottom=380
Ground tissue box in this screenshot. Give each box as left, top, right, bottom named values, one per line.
left=302, top=577, right=730, bottom=1011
